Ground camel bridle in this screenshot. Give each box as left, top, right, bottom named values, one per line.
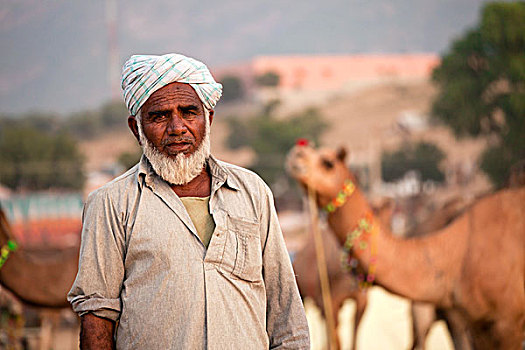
left=321, top=179, right=378, bottom=290
left=322, top=179, right=356, bottom=213
left=0, top=206, right=19, bottom=270
left=340, top=212, right=378, bottom=290
left=0, top=240, right=18, bottom=270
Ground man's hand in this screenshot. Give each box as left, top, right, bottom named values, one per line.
left=80, top=313, right=115, bottom=350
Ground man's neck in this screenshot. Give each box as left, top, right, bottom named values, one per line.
left=170, top=167, right=211, bottom=197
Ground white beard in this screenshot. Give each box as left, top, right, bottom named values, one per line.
left=137, top=111, right=211, bottom=185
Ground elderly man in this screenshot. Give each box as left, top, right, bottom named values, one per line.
left=67, top=53, right=310, bottom=349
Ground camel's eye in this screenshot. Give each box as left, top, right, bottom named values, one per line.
left=322, top=158, right=334, bottom=169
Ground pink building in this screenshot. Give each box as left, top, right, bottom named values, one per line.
left=252, top=54, right=440, bottom=91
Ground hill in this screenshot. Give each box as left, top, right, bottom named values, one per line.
left=1, top=0, right=490, bottom=114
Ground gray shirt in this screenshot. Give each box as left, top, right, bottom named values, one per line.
left=68, top=155, right=310, bottom=349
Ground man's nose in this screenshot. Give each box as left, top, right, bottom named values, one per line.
left=167, top=114, right=187, bottom=135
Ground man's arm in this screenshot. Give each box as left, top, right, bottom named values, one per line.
left=68, top=190, right=126, bottom=344
left=260, top=184, right=310, bottom=349
left=80, top=313, right=115, bottom=350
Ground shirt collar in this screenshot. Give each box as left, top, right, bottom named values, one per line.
left=137, top=154, right=240, bottom=191
left=207, top=155, right=240, bottom=191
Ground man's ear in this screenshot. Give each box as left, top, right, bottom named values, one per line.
left=128, top=115, right=141, bottom=144
left=208, top=109, right=214, bottom=126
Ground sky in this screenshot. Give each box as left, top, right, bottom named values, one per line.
left=1, top=0, right=491, bottom=115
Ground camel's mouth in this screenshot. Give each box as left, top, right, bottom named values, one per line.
left=286, top=158, right=307, bottom=178
left=285, top=146, right=310, bottom=181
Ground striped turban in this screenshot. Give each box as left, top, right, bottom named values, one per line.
left=121, top=53, right=223, bottom=116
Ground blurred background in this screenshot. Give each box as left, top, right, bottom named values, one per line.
left=1, top=0, right=523, bottom=349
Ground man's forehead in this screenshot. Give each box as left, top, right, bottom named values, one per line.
left=142, top=82, right=203, bottom=110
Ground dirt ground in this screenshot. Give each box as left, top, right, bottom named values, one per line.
left=306, top=286, right=453, bottom=350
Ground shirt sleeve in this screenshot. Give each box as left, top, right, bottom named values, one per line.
left=67, top=189, right=126, bottom=321
left=260, top=184, right=311, bottom=349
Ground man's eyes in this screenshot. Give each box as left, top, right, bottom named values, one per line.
left=151, top=113, right=168, bottom=121
left=182, top=109, right=198, bottom=116
left=148, top=109, right=199, bottom=121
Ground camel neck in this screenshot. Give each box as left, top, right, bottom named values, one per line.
left=326, top=187, right=372, bottom=236
left=325, top=185, right=461, bottom=305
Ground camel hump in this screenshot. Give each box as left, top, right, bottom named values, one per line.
left=404, top=196, right=471, bottom=237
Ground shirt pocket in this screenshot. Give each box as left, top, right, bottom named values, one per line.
left=223, top=215, right=262, bottom=282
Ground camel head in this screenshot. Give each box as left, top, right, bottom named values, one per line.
left=286, top=142, right=357, bottom=208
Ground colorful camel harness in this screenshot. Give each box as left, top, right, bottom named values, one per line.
left=0, top=240, right=17, bottom=270
left=322, top=179, right=378, bottom=290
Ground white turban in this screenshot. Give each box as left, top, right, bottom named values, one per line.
left=121, top=53, right=223, bottom=116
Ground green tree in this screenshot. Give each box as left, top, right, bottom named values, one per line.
left=381, top=142, right=446, bottom=183
left=432, top=1, right=525, bottom=187
left=226, top=103, right=327, bottom=187
left=219, top=75, right=245, bottom=102
left=255, top=72, right=280, bottom=87
left=0, top=125, right=85, bottom=191
left=62, top=101, right=128, bottom=140
left=118, top=148, right=142, bottom=170
left=63, top=110, right=103, bottom=139
left=0, top=113, right=60, bottom=134
left=101, top=101, right=129, bottom=128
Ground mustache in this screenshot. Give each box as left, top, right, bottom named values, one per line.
left=161, top=136, right=194, bottom=146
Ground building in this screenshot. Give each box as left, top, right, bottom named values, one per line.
left=252, top=54, right=440, bottom=91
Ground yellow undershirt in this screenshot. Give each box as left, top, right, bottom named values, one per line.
left=180, top=196, right=216, bottom=248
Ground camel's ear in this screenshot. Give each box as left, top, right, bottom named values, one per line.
left=336, top=147, right=347, bottom=162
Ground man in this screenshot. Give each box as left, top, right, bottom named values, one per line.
left=68, top=53, right=310, bottom=349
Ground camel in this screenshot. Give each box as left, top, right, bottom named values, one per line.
left=393, top=195, right=474, bottom=350
left=293, top=221, right=367, bottom=350
left=286, top=144, right=525, bottom=350
left=292, top=197, right=402, bottom=350
left=405, top=196, right=471, bottom=238
left=294, top=194, right=472, bottom=349
left=406, top=196, right=474, bottom=350
left=0, top=206, right=79, bottom=308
